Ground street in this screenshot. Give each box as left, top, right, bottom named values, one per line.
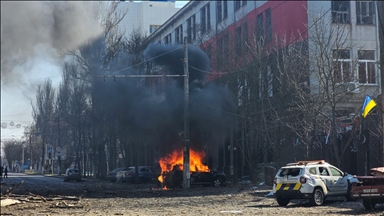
left=1, top=172, right=383, bottom=215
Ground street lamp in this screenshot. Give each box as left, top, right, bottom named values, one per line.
left=12, top=135, right=26, bottom=171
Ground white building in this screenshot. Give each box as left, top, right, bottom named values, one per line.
left=144, top=1, right=382, bottom=173
left=118, top=0, right=182, bottom=37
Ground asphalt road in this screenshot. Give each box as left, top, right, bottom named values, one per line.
left=1, top=172, right=92, bottom=197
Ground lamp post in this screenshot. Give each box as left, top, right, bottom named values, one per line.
left=28, top=132, right=32, bottom=170
left=12, top=135, right=26, bottom=171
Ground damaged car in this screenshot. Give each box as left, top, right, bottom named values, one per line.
left=161, top=167, right=227, bottom=188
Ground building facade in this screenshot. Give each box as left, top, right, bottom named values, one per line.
left=118, top=0, right=181, bottom=37
left=144, top=1, right=382, bottom=177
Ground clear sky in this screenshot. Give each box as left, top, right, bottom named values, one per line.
left=176, top=1, right=189, bottom=8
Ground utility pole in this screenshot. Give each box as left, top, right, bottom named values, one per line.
left=377, top=1, right=384, bottom=165
left=183, top=36, right=190, bottom=189
left=57, top=110, right=61, bottom=175
left=29, top=132, right=32, bottom=170
left=95, top=42, right=191, bottom=189
left=22, top=143, right=25, bottom=169
left=229, top=125, right=234, bottom=184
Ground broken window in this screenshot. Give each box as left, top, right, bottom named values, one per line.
left=200, top=3, right=211, bottom=34
left=257, top=13, right=264, bottom=44
left=265, top=8, right=272, bottom=42
left=319, top=167, right=330, bottom=176
left=356, top=1, right=375, bottom=25
left=174, top=24, right=183, bottom=44
left=332, top=49, right=351, bottom=83
left=187, top=15, right=196, bottom=43
left=242, top=23, right=248, bottom=53
left=358, top=50, right=376, bottom=84
left=164, top=33, right=172, bottom=44
left=235, top=0, right=247, bottom=11
left=149, top=25, right=160, bottom=34
left=217, top=1, right=222, bottom=23
left=279, top=168, right=302, bottom=177
left=332, top=1, right=350, bottom=24
left=235, top=26, right=242, bottom=55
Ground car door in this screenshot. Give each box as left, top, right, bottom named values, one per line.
left=328, top=166, right=348, bottom=194
left=140, top=167, right=152, bottom=181
left=318, top=166, right=334, bottom=193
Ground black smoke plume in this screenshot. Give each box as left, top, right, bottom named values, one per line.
left=92, top=41, right=236, bottom=169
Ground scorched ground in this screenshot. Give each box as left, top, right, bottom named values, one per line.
left=1, top=174, right=383, bottom=215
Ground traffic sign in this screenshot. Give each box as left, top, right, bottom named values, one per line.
left=35, top=132, right=40, bottom=137
left=56, top=147, right=63, bottom=156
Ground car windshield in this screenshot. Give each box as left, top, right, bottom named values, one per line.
left=278, top=168, right=302, bottom=177
left=112, top=168, right=125, bottom=172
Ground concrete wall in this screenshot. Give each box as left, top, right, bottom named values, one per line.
left=118, top=1, right=181, bottom=37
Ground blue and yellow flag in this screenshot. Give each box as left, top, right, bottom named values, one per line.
left=361, top=95, right=377, bottom=118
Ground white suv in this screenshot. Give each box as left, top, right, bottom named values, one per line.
left=273, top=160, right=359, bottom=206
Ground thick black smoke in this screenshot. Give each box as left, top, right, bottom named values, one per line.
left=143, top=43, right=236, bottom=167
left=93, top=42, right=236, bottom=169
left=144, top=43, right=210, bottom=88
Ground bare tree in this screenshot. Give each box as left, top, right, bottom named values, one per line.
left=2, top=140, right=23, bottom=170
left=32, top=79, right=56, bottom=173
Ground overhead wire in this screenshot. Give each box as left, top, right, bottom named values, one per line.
left=108, top=46, right=183, bottom=75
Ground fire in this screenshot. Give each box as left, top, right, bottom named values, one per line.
left=158, top=149, right=210, bottom=183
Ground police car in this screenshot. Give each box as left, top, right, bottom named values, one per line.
left=273, top=160, right=359, bottom=206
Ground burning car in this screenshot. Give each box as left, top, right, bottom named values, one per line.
left=158, top=149, right=227, bottom=188
left=161, top=168, right=226, bottom=188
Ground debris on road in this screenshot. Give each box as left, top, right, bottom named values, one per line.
left=1, top=198, right=21, bottom=207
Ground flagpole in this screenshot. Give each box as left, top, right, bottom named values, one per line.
left=378, top=1, right=384, bottom=167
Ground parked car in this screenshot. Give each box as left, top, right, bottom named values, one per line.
left=106, top=167, right=126, bottom=182
left=161, top=167, right=227, bottom=188
left=273, top=160, right=359, bottom=206
left=64, top=168, right=81, bottom=182
left=116, top=166, right=155, bottom=183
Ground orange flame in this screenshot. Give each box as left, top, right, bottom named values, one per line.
left=158, top=149, right=210, bottom=183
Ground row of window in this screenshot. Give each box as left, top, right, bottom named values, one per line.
left=237, top=65, right=274, bottom=107
left=332, top=0, right=375, bottom=25
left=215, top=7, right=272, bottom=61
left=333, top=49, right=377, bottom=84
left=163, top=1, right=248, bottom=44
left=162, top=1, right=374, bottom=44
left=237, top=48, right=378, bottom=107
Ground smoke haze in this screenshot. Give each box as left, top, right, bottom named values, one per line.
left=1, top=1, right=103, bottom=138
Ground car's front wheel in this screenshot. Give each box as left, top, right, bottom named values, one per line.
left=212, top=177, right=224, bottom=187
left=276, top=196, right=290, bottom=206
left=346, top=183, right=356, bottom=201
left=310, top=188, right=324, bottom=206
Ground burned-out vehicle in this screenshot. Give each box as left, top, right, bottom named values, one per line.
left=161, top=167, right=227, bottom=188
